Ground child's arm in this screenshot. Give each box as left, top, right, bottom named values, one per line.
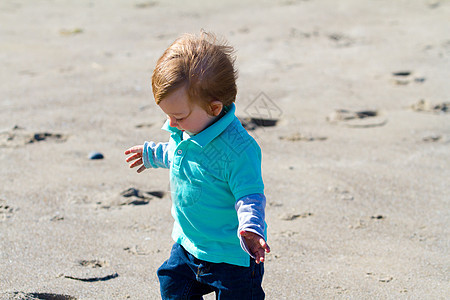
left=235, top=194, right=271, bottom=264
left=125, top=141, right=170, bottom=172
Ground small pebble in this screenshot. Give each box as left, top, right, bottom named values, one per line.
left=89, top=152, right=104, bottom=160
left=371, top=215, right=385, bottom=219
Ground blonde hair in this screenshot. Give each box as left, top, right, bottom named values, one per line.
left=152, top=32, right=237, bottom=110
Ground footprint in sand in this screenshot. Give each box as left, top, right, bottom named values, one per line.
left=63, top=272, right=119, bottom=283
left=0, top=126, right=67, bottom=148
left=124, top=245, right=150, bottom=256
left=366, top=272, right=394, bottom=283
left=350, top=215, right=386, bottom=229
left=135, top=122, right=153, bottom=129
left=241, top=92, right=282, bottom=131
left=422, top=135, right=443, bottom=143
left=280, top=212, right=313, bottom=221
left=289, top=28, right=320, bottom=40
left=61, top=259, right=118, bottom=283
left=279, top=132, right=327, bottom=142
left=391, top=71, right=426, bottom=85
left=327, top=109, right=387, bottom=128
left=423, top=39, right=450, bottom=58
left=135, top=2, right=158, bottom=9
left=239, top=117, right=278, bottom=131
left=119, top=187, right=165, bottom=205
left=97, top=188, right=165, bottom=209
left=288, top=28, right=356, bottom=48
left=2, top=292, right=77, bottom=300
left=410, top=99, right=449, bottom=114
left=78, top=259, right=108, bottom=268
left=0, top=199, right=14, bottom=221
left=328, top=32, right=355, bottom=47
left=329, top=186, right=355, bottom=201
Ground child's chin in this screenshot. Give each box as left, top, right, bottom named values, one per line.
left=184, top=130, right=196, bottom=135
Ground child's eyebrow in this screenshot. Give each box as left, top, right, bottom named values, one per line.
left=170, top=109, right=192, bottom=117
left=171, top=112, right=187, bottom=117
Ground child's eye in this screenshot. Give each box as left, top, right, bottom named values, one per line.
left=175, top=117, right=185, bottom=122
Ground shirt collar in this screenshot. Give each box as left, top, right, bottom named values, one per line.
left=162, top=103, right=236, bottom=148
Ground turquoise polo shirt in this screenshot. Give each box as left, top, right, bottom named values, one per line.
left=162, top=104, right=264, bottom=267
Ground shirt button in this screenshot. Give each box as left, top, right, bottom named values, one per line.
left=177, top=149, right=183, bottom=155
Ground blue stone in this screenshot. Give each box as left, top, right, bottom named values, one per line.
left=89, top=152, right=104, bottom=160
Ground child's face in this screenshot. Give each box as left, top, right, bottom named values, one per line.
left=158, top=87, right=217, bottom=135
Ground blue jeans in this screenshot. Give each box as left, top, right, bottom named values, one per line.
left=157, top=243, right=265, bottom=299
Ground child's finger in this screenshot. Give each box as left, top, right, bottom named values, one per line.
left=137, top=165, right=146, bottom=173
left=126, top=153, right=141, bottom=163
left=255, top=249, right=265, bottom=264
left=124, top=146, right=143, bottom=155
left=129, top=158, right=143, bottom=168
left=125, top=146, right=140, bottom=154
left=258, top=253, right=265, bottom=263
left=259, top=239, right=271, bottom=253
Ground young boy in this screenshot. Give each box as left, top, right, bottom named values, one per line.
left=125, top=32, right=270, bottom=299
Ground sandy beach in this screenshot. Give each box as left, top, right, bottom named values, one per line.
left=1, top=0, right=449, bottom=299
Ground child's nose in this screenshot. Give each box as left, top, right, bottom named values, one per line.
left=168, top=116, right=177, bottom=127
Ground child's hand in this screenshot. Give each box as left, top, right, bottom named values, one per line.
left=125, top=145, right=146, bottom=173
left=240, top=231, right=271, bottom=264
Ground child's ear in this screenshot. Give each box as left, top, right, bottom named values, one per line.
left=209, top=101, right=223, bottom=116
